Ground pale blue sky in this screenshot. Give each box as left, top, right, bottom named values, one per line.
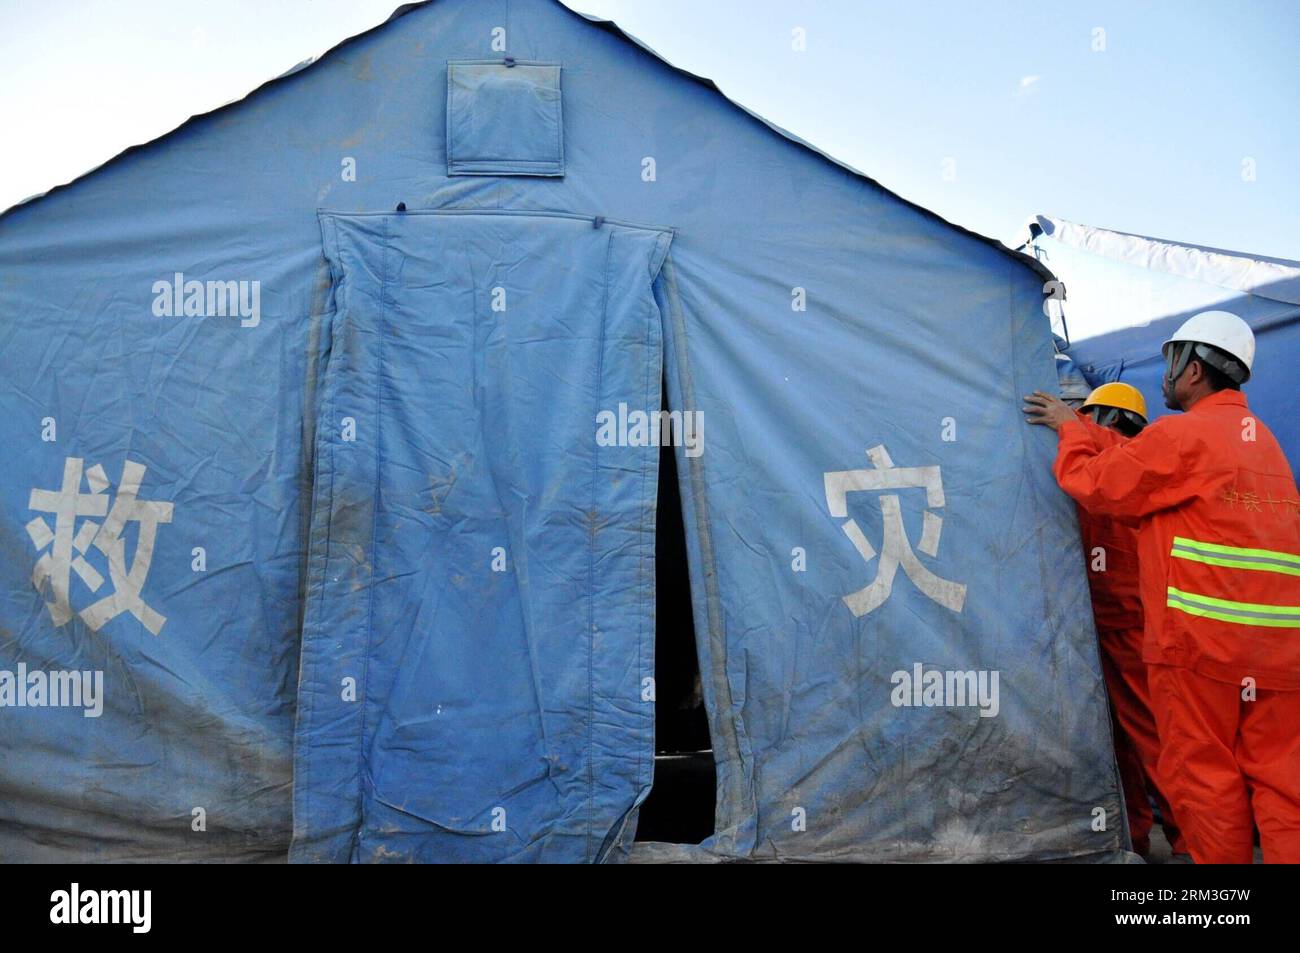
left=3, top=1, right=1296, bottom=272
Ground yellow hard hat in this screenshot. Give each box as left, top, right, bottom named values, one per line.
left=1082, top=382, right=1148, bottom=424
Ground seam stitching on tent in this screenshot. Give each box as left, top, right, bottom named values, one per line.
left=294, top=212, right=345, bottom=858
left=634, top=254, right=649, bottom=847
left=353, top=214, right=391, bottom=857
left=586, top=229, right=613, bottom=862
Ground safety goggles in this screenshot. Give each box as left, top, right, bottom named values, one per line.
left=1085, top=405, right=1146, bottom=433
left=1163, top=340, right=1248, bottom=387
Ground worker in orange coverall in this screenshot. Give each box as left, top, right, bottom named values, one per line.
left=1025, top=311, right=1300, bottom=864
left=1073, top=383, right=1185, bottom=859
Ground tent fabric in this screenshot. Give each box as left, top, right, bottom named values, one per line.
left=0, top=0, right=1127, bottom=862
left=1054, top=334, right=1093, bottom=401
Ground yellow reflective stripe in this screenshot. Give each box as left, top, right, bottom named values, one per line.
left=1167, top=586, right=1300, bottom=615
left=1171, top=548, right=1300, bottom=577
left=1166, top=587, right=1300, bottom=629
left=1172, top=536, right=1300, bottom=566
left=1166, top=601, right=1300, bottom=629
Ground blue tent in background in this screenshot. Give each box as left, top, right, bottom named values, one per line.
left=0, top=0, right=1126, bottom=862
left=1032, top=216, right=1300, bottom=472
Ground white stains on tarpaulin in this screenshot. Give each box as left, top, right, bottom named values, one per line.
left=367, top=844, right=407, bottom=862
left=931, top=817, right=987, bottom=858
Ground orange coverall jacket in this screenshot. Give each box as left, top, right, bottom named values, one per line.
left=1054, top=389, right=1300, bottom=690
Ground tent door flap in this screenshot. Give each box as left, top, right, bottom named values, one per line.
left=292, top=208, right=673, bottom=862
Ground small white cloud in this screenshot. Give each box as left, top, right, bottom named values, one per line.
left=1017, top=75, right=1041, bottom=97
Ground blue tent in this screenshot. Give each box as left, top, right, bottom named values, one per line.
left=1032, top=215, right=1300, bottom=472
left=0, top=0, right=1127, bottom=862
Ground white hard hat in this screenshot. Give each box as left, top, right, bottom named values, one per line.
left=1161, top=310, right=1255, bottom=383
